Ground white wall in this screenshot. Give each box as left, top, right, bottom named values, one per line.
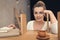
left=0, top=0, right=16, bottom=27
left=0, top=0, right=30, bottom=27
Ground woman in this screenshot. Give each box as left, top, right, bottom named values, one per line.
left=27, top=1, right=58, bottom=34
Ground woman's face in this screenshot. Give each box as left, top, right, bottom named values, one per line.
left=34, top=7, right=44, bottom=21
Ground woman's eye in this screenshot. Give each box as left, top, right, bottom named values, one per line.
left=35, top=12, right=38, bottom=14
left=39, top=12, right=43, bottom=14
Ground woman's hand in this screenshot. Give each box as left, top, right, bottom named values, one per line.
left=8, top=24, right=16, bottom=29
left=44, top=10, right=53, bottom=15
left=44, top=10, right=57, bottom=23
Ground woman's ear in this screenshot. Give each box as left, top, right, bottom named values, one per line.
left=44, top=14, right=47, bottom=21
left=44, top=13, right=47, bottom=18
left=44, top=13, right=46, bottom=17
left=43, top=13, right=45, bottom=16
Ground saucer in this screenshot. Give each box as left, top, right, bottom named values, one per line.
left=36, top=35, right=50, bottom=40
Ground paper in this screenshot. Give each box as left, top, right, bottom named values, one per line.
left=0, top=27, right=13, bottom=33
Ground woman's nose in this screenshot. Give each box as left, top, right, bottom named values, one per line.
left=37, top=14, right=40, bottom=16
left=37, top=13, right=42, bottom=16
left=37, top=14, right=43, bottom=17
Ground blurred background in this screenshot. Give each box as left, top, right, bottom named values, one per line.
left=30, top=0, right=60, bottom=20
left=0, top=0, right=60, bottom=27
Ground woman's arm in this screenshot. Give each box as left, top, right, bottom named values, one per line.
left=44, top=10, right=58, bottom=34
left=44, top=10, right=57, bottom=23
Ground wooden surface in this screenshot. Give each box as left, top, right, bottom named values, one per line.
left=20, top=13, right=27, bottom=35
left=58, top=11, right=60, bottom=40
left=14, top=8, right=27, bottom=35
left=0, top=31, right=58, bottom=40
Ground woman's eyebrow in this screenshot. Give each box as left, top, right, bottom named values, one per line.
left=39, top=12, right=43, bottom=13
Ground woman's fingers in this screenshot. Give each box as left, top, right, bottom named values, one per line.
left=44, top=10, right=53, bottom=15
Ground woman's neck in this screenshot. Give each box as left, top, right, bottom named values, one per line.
left=35, top=20, right=44, bottom=25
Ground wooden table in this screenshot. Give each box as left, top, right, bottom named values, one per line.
left=0, top=31, right=58, bottom=40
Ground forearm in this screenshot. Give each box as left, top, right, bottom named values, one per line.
left=49, top=11, right=58, bottom=34
left=50, top=22, right=58, bottom=34
left=49, top=11, right=57, bottom=23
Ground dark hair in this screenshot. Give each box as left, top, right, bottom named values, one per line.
left=33, top=1, right=46, bottom=10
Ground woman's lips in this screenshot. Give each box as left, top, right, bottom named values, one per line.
left=37, top=17, right=42, bottom=19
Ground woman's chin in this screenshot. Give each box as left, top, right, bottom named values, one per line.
left=36, top=20, right=42, bottom=22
